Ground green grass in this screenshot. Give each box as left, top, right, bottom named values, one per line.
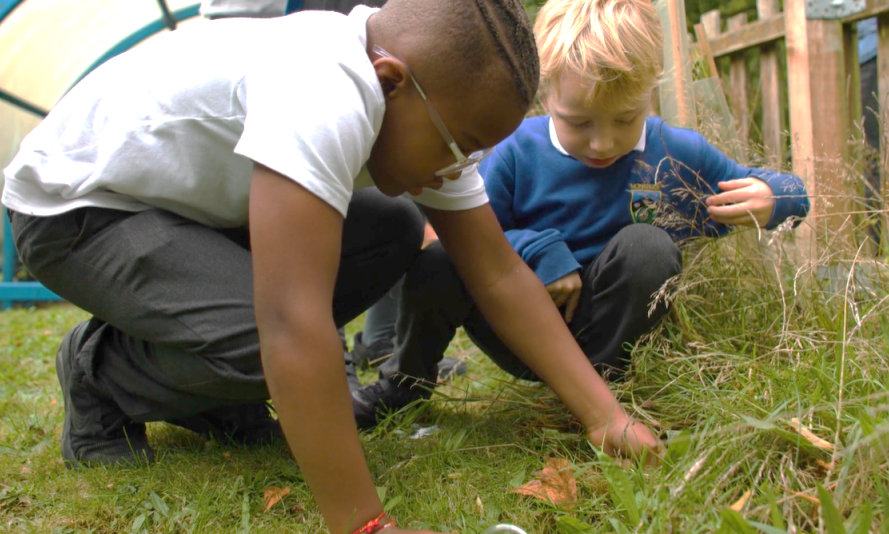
left=1, top=226, right=889, bottom=533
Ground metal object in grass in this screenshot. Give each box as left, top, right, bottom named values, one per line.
left=482, top=525, right=528, bottom=534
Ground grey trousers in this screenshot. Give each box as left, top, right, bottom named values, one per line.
left=381, top=224, right=682, bottom=384
left=10, top=188, right=424, bottom=423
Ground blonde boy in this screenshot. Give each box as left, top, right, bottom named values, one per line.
left=360, top=0, right=809, bottom=421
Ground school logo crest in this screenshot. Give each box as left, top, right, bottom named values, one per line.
left=629, top=183, right=661, bottom=224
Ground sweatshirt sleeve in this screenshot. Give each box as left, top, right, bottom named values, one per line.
left=746, top=168, right=811, bottom=229
left=683, top=133, right=811, bottom=230
left=504, top=228, right=581, bottom=285
left=481, top=149, right=582, bottom=286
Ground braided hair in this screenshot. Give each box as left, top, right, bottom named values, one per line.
left=372, top=0, right=539, bottom=111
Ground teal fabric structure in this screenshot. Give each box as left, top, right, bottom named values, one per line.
left=0, top=0, right=203, bottom=308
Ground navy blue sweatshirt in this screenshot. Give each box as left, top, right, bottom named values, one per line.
left=479, top=116, right=810, bottom=285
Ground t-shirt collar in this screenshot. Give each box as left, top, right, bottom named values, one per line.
left=548, top=116, right=647, bottom=156
left=349, top=4, right=379, bottom=50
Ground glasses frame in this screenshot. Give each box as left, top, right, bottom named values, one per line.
left=373, top=45, right=493, bottom=177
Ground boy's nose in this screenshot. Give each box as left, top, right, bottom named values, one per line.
left=589, top=135, right=614, bottom=153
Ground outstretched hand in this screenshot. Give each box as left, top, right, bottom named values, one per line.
left=706, top=178, right=774, bottom=228
left=587, top=413, right=663, bottom=466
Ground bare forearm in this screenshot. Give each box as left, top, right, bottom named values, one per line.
left=262, top=325, right=382, bottom=534
left=428, top=206, right=625, bottom=430
left=467, top=259, right=625, bottom=430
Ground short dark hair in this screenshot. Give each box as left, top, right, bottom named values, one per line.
left=372, top=0, right=539, bottom=110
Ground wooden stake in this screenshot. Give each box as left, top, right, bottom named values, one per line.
left=845, top=21, right=871, bottom=238
left=693, top=24, right=721, bottom=82
left=878, top=14, right=889, bottom=254
left=807, top=19, right=854, bottom=247
left=664, top=0, right=696, bottom=128
left=757, top=0, right=785, bottom=168
left=783, top=0, right=816, bottom=255
left=728, top=14, right=750, bottom=149
left=701, top=9, right=721, bottom=39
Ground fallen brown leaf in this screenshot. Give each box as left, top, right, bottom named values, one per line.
left=780, top=486, right=821, bottom=505
left=729, top=489, right=751, bottom=511
left=263, top=486, right=291, bottom=512
left=815, top=459, right=835, bottom=471
left=788, top=418, right=835, bottom=450
left=509, top=457, right=577, bottom=508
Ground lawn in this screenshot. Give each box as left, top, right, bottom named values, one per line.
left=1, top=229, right=888, bottom=533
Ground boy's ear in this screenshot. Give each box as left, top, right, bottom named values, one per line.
left=373, top=57, right=410, bottom=98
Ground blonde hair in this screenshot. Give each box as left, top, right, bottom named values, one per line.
left=535, top=0, right=664, bottom=107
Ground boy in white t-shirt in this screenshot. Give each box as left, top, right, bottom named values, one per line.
left=3, top=0, right=659, bottom=532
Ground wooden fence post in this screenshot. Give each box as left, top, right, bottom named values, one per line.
left=757, top=0, right=785, bottom=168
left=728, top=13, right=750, bottom=151
left=809, top=19, right=854, bottom=246
left=701, top=10, right=722, bottom=59
left=878, top=14, right=889, bottom=254
left=695, top=20, right=744, bottom=160
left=845, top=26, right=862, bottom=148
left=664, top=0, right=697, bottom=128
left=785, top=0, right=855, bottom=255
left=783, top=0, right=816, bottom=255
left=844, top=21, right=868, bottom=247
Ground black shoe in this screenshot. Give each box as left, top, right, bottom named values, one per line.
left=351, top=377, right=429, bottom=430
left=57, top=320, right=154, bottom=468
left=167, top=402, right=282, bottom=445
left=345, top=351, right=361, bottom=393
left=351, top=332, right=394, bottom=368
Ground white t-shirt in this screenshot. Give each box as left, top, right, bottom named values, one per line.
left=200, top=0, right=287, bottom=19
left=2, top=6, right=489, bottom=228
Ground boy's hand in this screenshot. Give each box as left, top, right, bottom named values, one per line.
left=705, top=178, right=774, bottom=227
left=587, top=413, right=663, bottom=466
left=544, top=271, right=582, bottom=322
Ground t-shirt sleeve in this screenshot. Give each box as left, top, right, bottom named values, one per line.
left=235, top=57, right=382, bottom=218
left=404, top=166, right=489, bottom=211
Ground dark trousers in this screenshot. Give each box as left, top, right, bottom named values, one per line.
left=381, top=224, right=682, bottom=383
left=10, top=188, right=424, bottom=423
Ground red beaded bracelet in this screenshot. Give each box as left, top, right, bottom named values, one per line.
left=352, top=512, right=396, bottom=534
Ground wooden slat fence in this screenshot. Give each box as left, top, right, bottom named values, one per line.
left=664, top=0, right=889, bottom=255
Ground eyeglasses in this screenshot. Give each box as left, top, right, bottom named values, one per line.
left=373, top=45, right=494, bottom=177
